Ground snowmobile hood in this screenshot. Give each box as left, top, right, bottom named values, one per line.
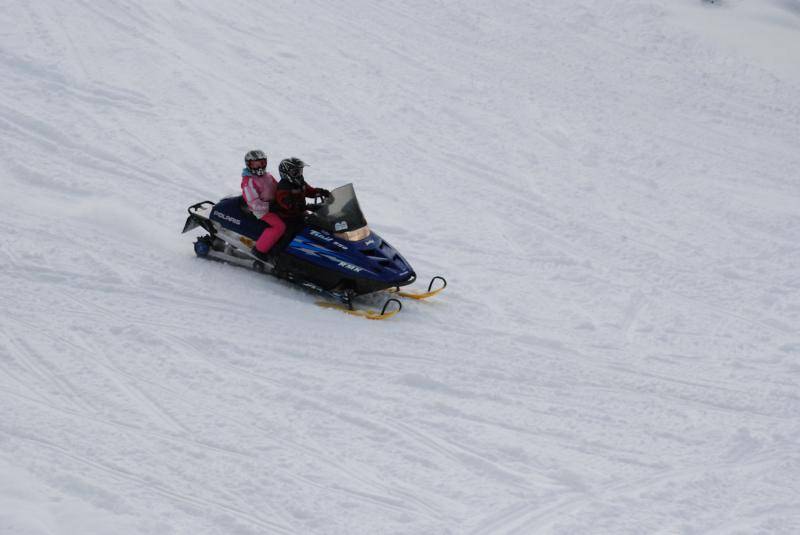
left=287, top=227, right=414, bottom=285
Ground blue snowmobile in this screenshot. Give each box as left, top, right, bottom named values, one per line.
left=182, top=184, right=445, bottom=319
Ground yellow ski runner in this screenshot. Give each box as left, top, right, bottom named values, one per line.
left=315, top=276, right=445, bottom=320
left=316, top=298, right=402, bottom=320
left=389, top=276, right=447, bottom=300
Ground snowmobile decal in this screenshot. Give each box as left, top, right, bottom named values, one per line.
left=309, top=229, right=333, bottom=241
left=213, top=211, right=241, bottom=225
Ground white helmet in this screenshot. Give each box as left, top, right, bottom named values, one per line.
left=244, top=149, right=268, bottom=176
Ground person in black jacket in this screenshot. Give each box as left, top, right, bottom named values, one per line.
left=274, top=157, right=329, bottom=221
left=267, top=157, right=330, bottom=257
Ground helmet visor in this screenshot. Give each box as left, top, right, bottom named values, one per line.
left=248, top=158, right=267, bottom=170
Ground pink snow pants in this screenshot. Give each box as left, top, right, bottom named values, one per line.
left=255, top=212, right=286, bottom=253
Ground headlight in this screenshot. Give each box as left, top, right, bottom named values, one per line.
left=335, top=226, right=370, bottom=241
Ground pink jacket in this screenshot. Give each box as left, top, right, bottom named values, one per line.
left=241, top=169, right=278, bottom=219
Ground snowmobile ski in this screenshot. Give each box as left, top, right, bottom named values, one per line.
left=315, top=298, right=402, bottom=320
left=389, top=276, right=447, bottom=300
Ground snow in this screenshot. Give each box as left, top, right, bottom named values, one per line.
left=1, top=0, right=799, bottom=533
left=670, top=0, right=800, bottom=82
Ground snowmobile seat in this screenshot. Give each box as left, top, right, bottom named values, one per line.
left=209, top=195, right=269, bottom=240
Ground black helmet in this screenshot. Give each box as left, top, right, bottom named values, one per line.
left=244, top=149, right=268, bottom=176
left=278, top=157, right=307, bottom=184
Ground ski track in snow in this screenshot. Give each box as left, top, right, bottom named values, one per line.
left=2, top=0, right=800, bottom=533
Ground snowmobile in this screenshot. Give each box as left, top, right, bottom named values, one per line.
left=182, top=184, right=446, bottom=319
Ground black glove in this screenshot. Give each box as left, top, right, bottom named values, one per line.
left=316, top=188, right=331, bottom=199
left=306, top=203, right=322, bottom=212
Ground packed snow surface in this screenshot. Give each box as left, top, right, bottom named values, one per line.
left=2, top=1, right=799, bottom=533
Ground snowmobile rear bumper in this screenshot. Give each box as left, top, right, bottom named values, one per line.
left=182, top=201, right=215, bottom=234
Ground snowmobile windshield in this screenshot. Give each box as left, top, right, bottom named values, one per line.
left=307, top=183, right=368, bottom=235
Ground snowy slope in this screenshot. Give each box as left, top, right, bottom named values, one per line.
left=1, top=1, right=799, bottom=533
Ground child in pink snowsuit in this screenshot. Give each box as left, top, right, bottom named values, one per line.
left=241, top=150, right=286, bottom=259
